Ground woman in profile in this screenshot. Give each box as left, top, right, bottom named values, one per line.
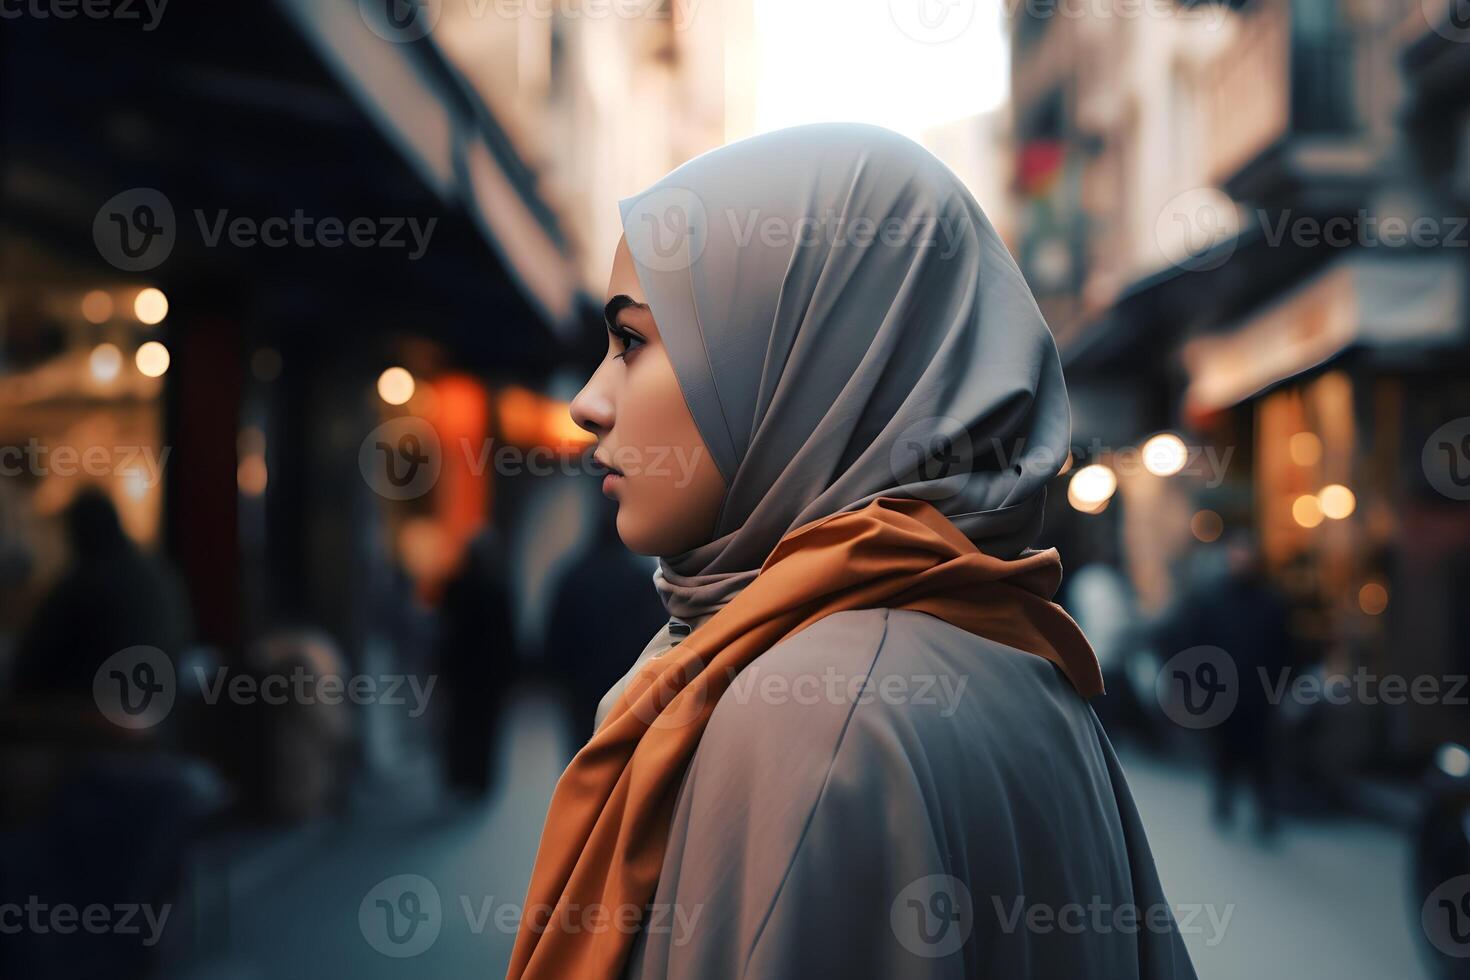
left=508, top=122, right=1197, bottom=980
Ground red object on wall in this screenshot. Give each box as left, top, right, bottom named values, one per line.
left=1018, top=140, right=1065, bottom=197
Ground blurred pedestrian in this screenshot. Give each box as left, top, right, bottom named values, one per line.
left=1163, top=530, right=1293, bottom=839
left=11, top=487, right=191, bottom=700
left=437, top=525, right=519, bottom=799
left=544, top=502, right=669, bottom=747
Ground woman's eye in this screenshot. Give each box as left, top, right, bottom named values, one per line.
left=611, top=329, right=644, bottom=361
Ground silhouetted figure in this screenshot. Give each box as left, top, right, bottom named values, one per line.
left=12, top=488, right=191, bottom=697
left=545, top=506, right=668, bottom=747
left=1064, top=561, right=1141, bottom=733
left=3, top=489, right=219, bottom=980
left=1163, top=532, right=1292, bottom=839
left=438, top=526, right=518, bottom=799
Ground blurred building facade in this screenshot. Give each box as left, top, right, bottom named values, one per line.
left=0, top=0, right=768, bottom=835
left=1010, top=0, right=1470, bottom=792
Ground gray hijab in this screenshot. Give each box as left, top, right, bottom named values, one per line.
left=615, top=121, right=1073, bottom=623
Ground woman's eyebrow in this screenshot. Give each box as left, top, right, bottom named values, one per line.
left=603, top=294, right=650, bottom=332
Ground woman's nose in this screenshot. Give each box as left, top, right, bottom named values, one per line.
left=569, top=371, right=614, bottom=436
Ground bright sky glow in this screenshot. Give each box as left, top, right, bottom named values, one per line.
left=751, top=0, right=1010, bottom=139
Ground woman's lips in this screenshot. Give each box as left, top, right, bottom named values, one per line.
left=594, top=452, right=624, bottom=495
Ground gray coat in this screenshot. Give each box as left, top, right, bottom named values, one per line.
left=622, top=608, right=1198, bottom=979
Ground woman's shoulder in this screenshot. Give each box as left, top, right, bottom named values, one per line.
left=698, top=604, right=1097, bottom=779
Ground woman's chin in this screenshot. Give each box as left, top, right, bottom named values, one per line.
left=615, top=507, right=692, bottom=558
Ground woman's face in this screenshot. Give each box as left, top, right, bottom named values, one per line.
left=570, top=233, right=727, bottom=556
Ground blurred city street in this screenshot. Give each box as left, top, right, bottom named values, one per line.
left=3, top=0, right=1469, bottom=976
left=151, top=689, right=1427, bottom=980
left=1121, top=746, right=1425, bottom=980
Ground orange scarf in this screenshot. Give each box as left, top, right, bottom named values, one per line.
left=506, top=495, right=1103, bottom=980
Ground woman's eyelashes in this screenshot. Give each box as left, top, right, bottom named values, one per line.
left=609, top=323, right=645, bottom=361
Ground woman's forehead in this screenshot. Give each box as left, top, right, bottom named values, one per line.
left=606, top=233, right=648, bottom=306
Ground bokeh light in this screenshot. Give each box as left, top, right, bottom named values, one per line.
left=134, top=287, right=169, bottom=325
left=135, top=341, right=171, bottom=378
left=1068, top=464, right=1116, bottom=513
left=1319, top=484, right=1356, bottom=520
left=1292, top=494, right=1324, bottom=528
left=377, top=366, right=415, bottom=406
left=88, top=342, right=122, bottom=382
left=1142, top=433, right=1188, bottom=477
left=81, top=289, right=113, bottom=324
